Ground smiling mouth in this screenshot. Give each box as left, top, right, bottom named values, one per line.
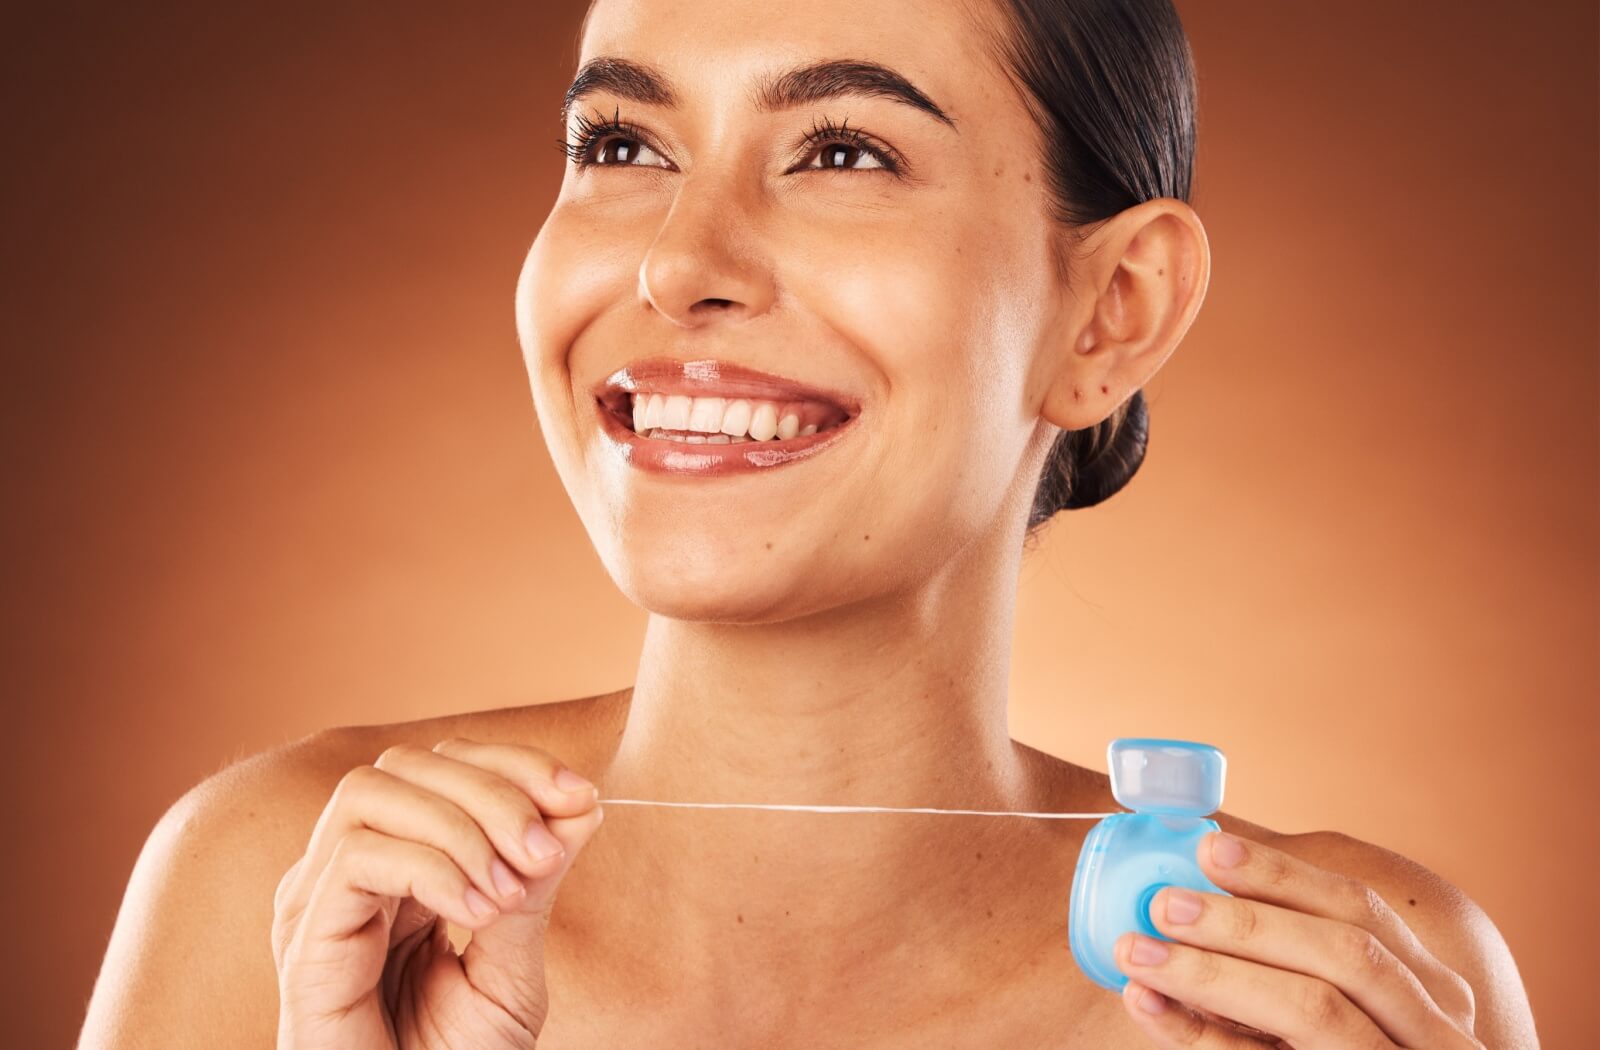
left=598, top=390, right=853, bottom=444
left=592, top=356, right=861, bottom=448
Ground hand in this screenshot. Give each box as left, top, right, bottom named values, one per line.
left=1114, top=831, right=1480, bottom=1048
left=271, top=737, right=605, bottom=1049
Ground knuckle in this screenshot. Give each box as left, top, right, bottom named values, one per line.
left=422, top=842, right=471, bottom=892
left=1188, top=945, right=1224, bottom=987
left=1442, top=971, right=1476, bottom=1023
left=505, top=741, right=561, bottom=772
left=1336, top=924, right=1388, bottom=976
left=431, top=796, right=496, bottom=854
left=1225, top=899, right=1259, bottom=942
left=489, top=780, right=542, bottom=831
left=1351, top=880, right=1388, bottom=925
left=425, top=798, right=501, bottom=871
left=326, top=826, right=371, bottom=871
left=331, top=763, right=382, bottom=805
left=273, top=857, right=304, bottom=914
left=1295, top=978, right=1347, bottom=1029
left=1261, top=851, right=1294, bottom=888
left=374, top=743, right=428, bottom=771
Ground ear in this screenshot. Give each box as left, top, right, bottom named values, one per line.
left=1038, top=198, right=1210, bottom=431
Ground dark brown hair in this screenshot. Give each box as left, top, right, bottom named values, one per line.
left=976, top=0, right=1197, bottom=533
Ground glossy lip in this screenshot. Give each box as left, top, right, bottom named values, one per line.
left=592, top=356, right=863, bottom=415
left=591, top=357, right=864, bottom=477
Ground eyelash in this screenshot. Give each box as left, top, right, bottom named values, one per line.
left=556, top=106, right=904, bottom=176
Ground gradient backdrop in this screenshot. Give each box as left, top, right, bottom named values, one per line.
left=4, top=2, right=1594, bottom=1046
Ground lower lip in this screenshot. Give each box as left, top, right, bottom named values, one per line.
left=594, top=400, right=859, bottom=476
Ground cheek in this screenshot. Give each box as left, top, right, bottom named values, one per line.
left=514, top=201, right=648, bottom=500
left=516, top=201, right=639, bottom=397
left=779, top=209, right=1043, bottom=541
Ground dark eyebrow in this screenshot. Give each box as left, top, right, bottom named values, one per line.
left=560, top=56, right=957, bottom=131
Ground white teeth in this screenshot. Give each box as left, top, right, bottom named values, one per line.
left=720, top=399, right=753, bottom=437
left=627, top=392, right=841, bottom=443
left=748, top=402, right=779, bottom=441
left=661, top=394, right=692, bottom=430
left=687, top=397, right=726, bottom=433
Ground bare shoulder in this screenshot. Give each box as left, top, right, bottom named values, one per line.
left=1276, top=828, right=1539, bottom=1048
left=77, top=691, right=627, bottom=1049
left=339, top=686, right=631, bottom=774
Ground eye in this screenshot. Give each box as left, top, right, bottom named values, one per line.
left=559, top=108, right=672, bottom=170
left=792, top=115, right=900, bottom=175
left=558, top=108, right=905, bottom=178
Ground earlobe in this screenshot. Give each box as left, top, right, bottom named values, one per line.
left=1039, top=197, right=1209, bottom=432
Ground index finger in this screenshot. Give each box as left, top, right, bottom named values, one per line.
left=431, top=737, right=601, bottom=817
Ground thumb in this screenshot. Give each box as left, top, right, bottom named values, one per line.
left=457, top=803, right=605, bottom=1035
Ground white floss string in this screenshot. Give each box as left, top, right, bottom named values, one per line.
left=599, top=799, right=1119, bottom=820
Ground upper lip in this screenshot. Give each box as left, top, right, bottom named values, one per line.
left=593, top=356, right=862, bottom=415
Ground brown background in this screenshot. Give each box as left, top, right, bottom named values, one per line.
left=4, top=1, right=1593, bottom=1046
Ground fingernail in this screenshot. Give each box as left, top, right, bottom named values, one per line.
left=490, top=857, right=524, bottom=898
left=1164, top=886, right=1202, bottom=924
left=555, top=768, right=594, bottom=793
left=464, top=887, right=497, bottom=918
left=1137, top=986, right=1168, bottom=1015
left=525, top=821, right=565, bottom=861
left=1211, top=832, right=1247, bottom=868
left=1130, top=935, right=1170, bottom=966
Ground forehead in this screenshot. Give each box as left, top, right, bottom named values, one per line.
left=578, top=0, right=1010, bottom=122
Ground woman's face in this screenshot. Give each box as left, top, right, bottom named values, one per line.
left=515, top=0, right=1075, bottom=621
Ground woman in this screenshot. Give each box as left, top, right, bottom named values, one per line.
left=79, top=0, right=1538, bottom=1046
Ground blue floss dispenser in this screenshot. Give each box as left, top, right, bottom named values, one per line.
left=1068, top=738, right=1231, bottom=991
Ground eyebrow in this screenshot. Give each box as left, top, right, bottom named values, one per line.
left=560, top=55, right=958, bottom=131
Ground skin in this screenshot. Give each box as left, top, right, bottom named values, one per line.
left=76, top=0, right=1540, bottom=1047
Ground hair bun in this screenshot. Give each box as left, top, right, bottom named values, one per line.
left=1063, top=388, right=1149, bottom=510
left=1028, top=389, right=1150, bottom=529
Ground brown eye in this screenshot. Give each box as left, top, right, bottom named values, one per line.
left=806, top=142, right=890, bottom=171
left=587, top=135, right=668, bottom=168
left=792, top=116, right=900, bottom=175
left=560, top=112, right=672, bottom=170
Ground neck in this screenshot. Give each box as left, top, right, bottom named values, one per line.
left=571, top=527, right=1084, bottom=1007
left=606, top=522, right=1029, bottom=820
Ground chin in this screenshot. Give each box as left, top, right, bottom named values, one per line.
left=617, top=568, right=810, bottom=624
left=594, top=525, right=850, bottom=624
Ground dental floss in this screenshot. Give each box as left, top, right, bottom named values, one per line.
left=596, top=799, right=1119, bottom=819
left=595, top=737, right=1231, bottom=996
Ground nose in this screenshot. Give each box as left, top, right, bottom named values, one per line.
left=637, top=175, right=777, bottom=327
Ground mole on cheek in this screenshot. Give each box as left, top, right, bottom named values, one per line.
left=764, top=541, right=773, bottom=550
